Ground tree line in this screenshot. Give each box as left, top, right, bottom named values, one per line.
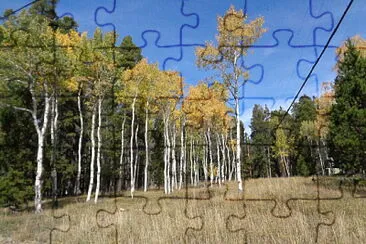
left=0, top=1, right=365, bottom=213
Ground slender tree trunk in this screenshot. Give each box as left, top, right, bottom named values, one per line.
left=50, top=95, right=58, bottom=205
left=166, top=121, right=171, bottom=194
left=317, top=140, right=325, bottom=175
left=33, top=84, right=50, bottom=213
left=75, top=89, right=83, bottom=195
left=280, top=154, right=290, bottom=177
left=203, top=136, right=208, bottom=183
left=221, top=134, right=226, bottom=182
left=179, top=119, right=185, bottom=189
left=163, top=115, right=171, bottom=194
left=94, top=98, right=102, bottom=203
left=246, top=141, right=252, bottom=177
left=267, top=147, right=272, bottom=178
left=322, top=139, right=330, bottom=171
left=130, top=95, right=137, bottom=198
left=193, top=140, right=198, bottom=186
left=86, top=105, right=97, bottom=202
left=207, top=128, right=214, bottom=186
left=144, top=101, right=149, bottom=192
left=35, top=133, right=46, bottom=212
left=134, top=124, right=139, bottom=189
left=184, top=132, right=187, bottom=186
left=228, top=129, right=235, bottom=181
left=285, top=156, right=290, bottom=177
left=164, top=120, right=168, bottom=193
left=117, top=115, right=126, bottom=192
left=171, top=123, right=177, bottom=191
left=189, top=136, right=195, bottom=185
left=216, top=134, right=221, bottom=186
left=235, top=95, right=243, bottom=191
left=225, top=134, right=230, bottom=181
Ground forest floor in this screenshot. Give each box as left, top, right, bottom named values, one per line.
left=0, top=177, right=365, bottom=244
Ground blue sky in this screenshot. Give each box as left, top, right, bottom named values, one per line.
left=1, top=0, right=365, bottom=132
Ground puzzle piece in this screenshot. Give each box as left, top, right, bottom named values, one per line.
left=295, top=0, right=339, bottom=97
left=216, top=176, right=342, bottom=242
left=184, top=181, right=335, bottom=243
left=184, top=183, right=247, bottom=243
left=94, top=0, right=201, bottom=72
left=95, top=188, right=211, bottom=243
left=318, top=178, right=366, bottom=243
left=228, top=198, right=334, bottom=243
left=48, top=212, right=71, bottom=244
left=191, top=1, right=331, bottom=118
left=36, top=208, right=71, bottom=244
left=184, top=181, right=338, bottom=243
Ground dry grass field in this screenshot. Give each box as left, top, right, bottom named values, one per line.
left=0, top=177, right=365, bottom=244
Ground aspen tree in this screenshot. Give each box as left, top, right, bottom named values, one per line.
left=0, top=14, right=71, bottom=212
left=196, top=6, right=265, bottom=191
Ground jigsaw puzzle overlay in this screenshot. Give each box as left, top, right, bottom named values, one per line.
left=0, top=0, right=364, bottom=243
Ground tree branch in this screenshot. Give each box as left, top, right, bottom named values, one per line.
left=0, top=102, right=33, bottom=115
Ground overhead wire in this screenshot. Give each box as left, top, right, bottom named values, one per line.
left=275, top=0, right=354, bottom=130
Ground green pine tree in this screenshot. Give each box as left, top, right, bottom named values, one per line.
left=329, top=40, right=366, bottom=174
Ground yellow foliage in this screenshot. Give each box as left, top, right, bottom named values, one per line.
left=184, top=81, right=232, bottom=133
left=336, top=35, right=366, bottom=65
left=314, top=82, right=335, bottom=139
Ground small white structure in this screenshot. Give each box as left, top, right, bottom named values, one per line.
left=326, top=167, right=341, bottom=175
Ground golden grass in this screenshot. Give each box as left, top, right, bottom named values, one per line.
left=0, top=177, right=365, bottom=243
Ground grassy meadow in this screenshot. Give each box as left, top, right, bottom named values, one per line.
left=0, top=177, right=365, bottom=244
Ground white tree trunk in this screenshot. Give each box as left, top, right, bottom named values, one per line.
left=179, top=119, right=185, bottom=190
left=284, top=155, right=290, bottom=177
left=144, top=101, right=149, bottom=192
left=50, top=95, right=58, bottom=204
left=130, top=95, right=137, bottom=198
left=118, top=115, right=126, bottom=192
left=228, top=131, right=234, bottom=181
left=220, top=134, right=226, bottom=182
left=33, top=85, right=50, bottom=213
left=94, top=98, right=102, bottom=203
left=163, top=114, right=172, bottom=194
left=267, top=147, right=272, bottom=178
left=203, top=136, right=208, bottom=183
left=216, top=134, right=221, bottom=186
left=134, top=124, right=139, bottom=187
left=322, top=139, right=330, bottom=171
left=163, top=116, right=169, bottom=194
left=75, top=90, right=83, bottom=195
left=193, top=140, right=198, bottom=186
left=317, top=140, right=325, bottom=175
left=224, top=134, right=231, bottom=181
left=86, top=105, right=97, bottom=202
left=171, top=123, right=177, bottom=191
left=35, top=133, right=46, bottom=213
left=164, top=128, right=167, bottom=193
left=184, top=131, right=187, bottom=186
left=189, top=137, right=193, bottom=185
left=166, top=121, right=171, bottom=194
left=235, top=95, right=243, bottom=191
left=207, top=129, right=214, bottom=186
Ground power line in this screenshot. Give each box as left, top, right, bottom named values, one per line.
left=275, top=0, right=354, bottom=130
left=0, top=0, right=41, bottom=21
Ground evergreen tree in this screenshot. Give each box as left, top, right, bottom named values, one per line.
left=291, top=95, right=317, bottom=175
left=250, top=104, right=272, bottom=177
left=29, top=0, right=78, bottom=33
left=329, top=40, right=366, bottom=174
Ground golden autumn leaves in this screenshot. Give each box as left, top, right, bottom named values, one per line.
left=184, top=82, right=232, bottom=132
left=196, top=6, right=266, bottom=69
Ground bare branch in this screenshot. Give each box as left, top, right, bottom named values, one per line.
left=0, top=102, right=33, bottom=115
